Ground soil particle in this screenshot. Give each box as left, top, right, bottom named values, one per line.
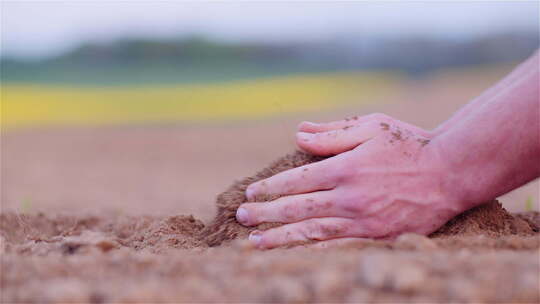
left=391, top=129, right=403, bottom=141
left=380, top=122, right=390, bottom=131
left=417, top=138, right=430, bottom=146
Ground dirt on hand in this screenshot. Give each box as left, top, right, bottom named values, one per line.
left=201, top=150, right=538, bottom=247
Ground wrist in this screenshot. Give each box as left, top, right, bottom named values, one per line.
left=432, top=123, right=451, bottom=136
left=426, top=134, right=491, bottom=212
left=414, top=137, right=470, bottom=219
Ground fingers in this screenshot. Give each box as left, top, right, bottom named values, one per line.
left=297, top=113, right=390, bottom=133
left=237, top=190, right=347, bottom=226
left=246, top=159, right=338, bottom=200
left=298, top=117, right=363, bottom=133
left=296, top=121, right=381, bottom=156
left=248, top=217, right=366, bottom=249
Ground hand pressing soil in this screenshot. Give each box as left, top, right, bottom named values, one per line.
left=200, top=151, right=325, bottom=246
left=200, top=150, right=537, bottom=247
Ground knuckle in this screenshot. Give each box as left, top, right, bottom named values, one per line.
left=281, top=178, right=297, bottom=194
left=245, top=184, right=258, bottom=199
left=242, top=204, right=260, bottom=222
left=314, top=132, right=333, bottom=144
left=283, top=229, right=295, bottom=243
left=258, top=234, right=272, bottom=249
left=309, top=222, right=347, bottom=240
left=326, top=162, right=351, bottom=183
left=322, top=223, right=348, bottom=238
left=365, top=120, right=383, bottom=131
left=370, top=114, right=396, bottom=131
left=249, top=180, right=267, bottom=195
left=305, top=200, right=334, bottom=214
left=280, top=202, right=300, bottom=221
left=362, top=219, right=388, bottom=237
left=312, top=163, right=340, bottom=187
left=341, top=198, right=363, bottom=215
left=327, top=129, right=340, bottom=138
left=299, top=134, right=319, bottom=146
left=370, top=112, right=392, bottom=122
left=258, top=229, right=281, bottom=249
left=310, top=140, right=332, bottom=154
left=303, top=221, right=323, bottom=239
left=308, top=133, right=323, bottom=144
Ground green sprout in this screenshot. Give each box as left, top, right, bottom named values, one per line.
left=524, top=196, right=535, bottom=212
left=20, top=197, right=33, bottom=213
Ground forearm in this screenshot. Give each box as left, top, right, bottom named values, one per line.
left=434, top=50, right=540, bottom=134
left=433, top=62, right=540, bottom=209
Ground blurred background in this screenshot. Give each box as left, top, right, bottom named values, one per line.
left=1, top=1, right=538, bottom=219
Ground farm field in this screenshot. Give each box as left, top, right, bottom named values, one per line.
left=1, top=72, right=399, bottom=128
left=1, top=65, right=539, bottom=302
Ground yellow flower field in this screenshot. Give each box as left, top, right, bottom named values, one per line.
left=1, top=72, right=400, bottom=128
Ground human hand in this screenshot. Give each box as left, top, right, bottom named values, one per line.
left=236, top=114, right=463, bottom=249
left=296, top=113, right=433, bottom=156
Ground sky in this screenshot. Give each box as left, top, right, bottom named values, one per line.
left=1, top=1, right=539, bottom=59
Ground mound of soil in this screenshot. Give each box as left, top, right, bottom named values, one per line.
left=200, top=151, right=324, bottom=246
left=431, top=200, right=536, bottom=237
left=124, top=215, right=206, bottom=252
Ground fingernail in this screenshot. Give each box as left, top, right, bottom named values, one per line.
left=236, top=208, right=249, bottom=225
left=297, top=132, right=313, bottom=142
left=249, top=230, right=262, bottom=247
left=300, top=121, right=318, bottom=128
left=245, top=185, right=256, bottom=200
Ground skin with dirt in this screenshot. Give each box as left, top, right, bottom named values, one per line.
left=1, top=150, right=539, bottom=303
left=201, top=150, right=537, bottom=246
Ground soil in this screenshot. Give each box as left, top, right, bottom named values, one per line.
left=2, top=150, right=539, bottom=303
